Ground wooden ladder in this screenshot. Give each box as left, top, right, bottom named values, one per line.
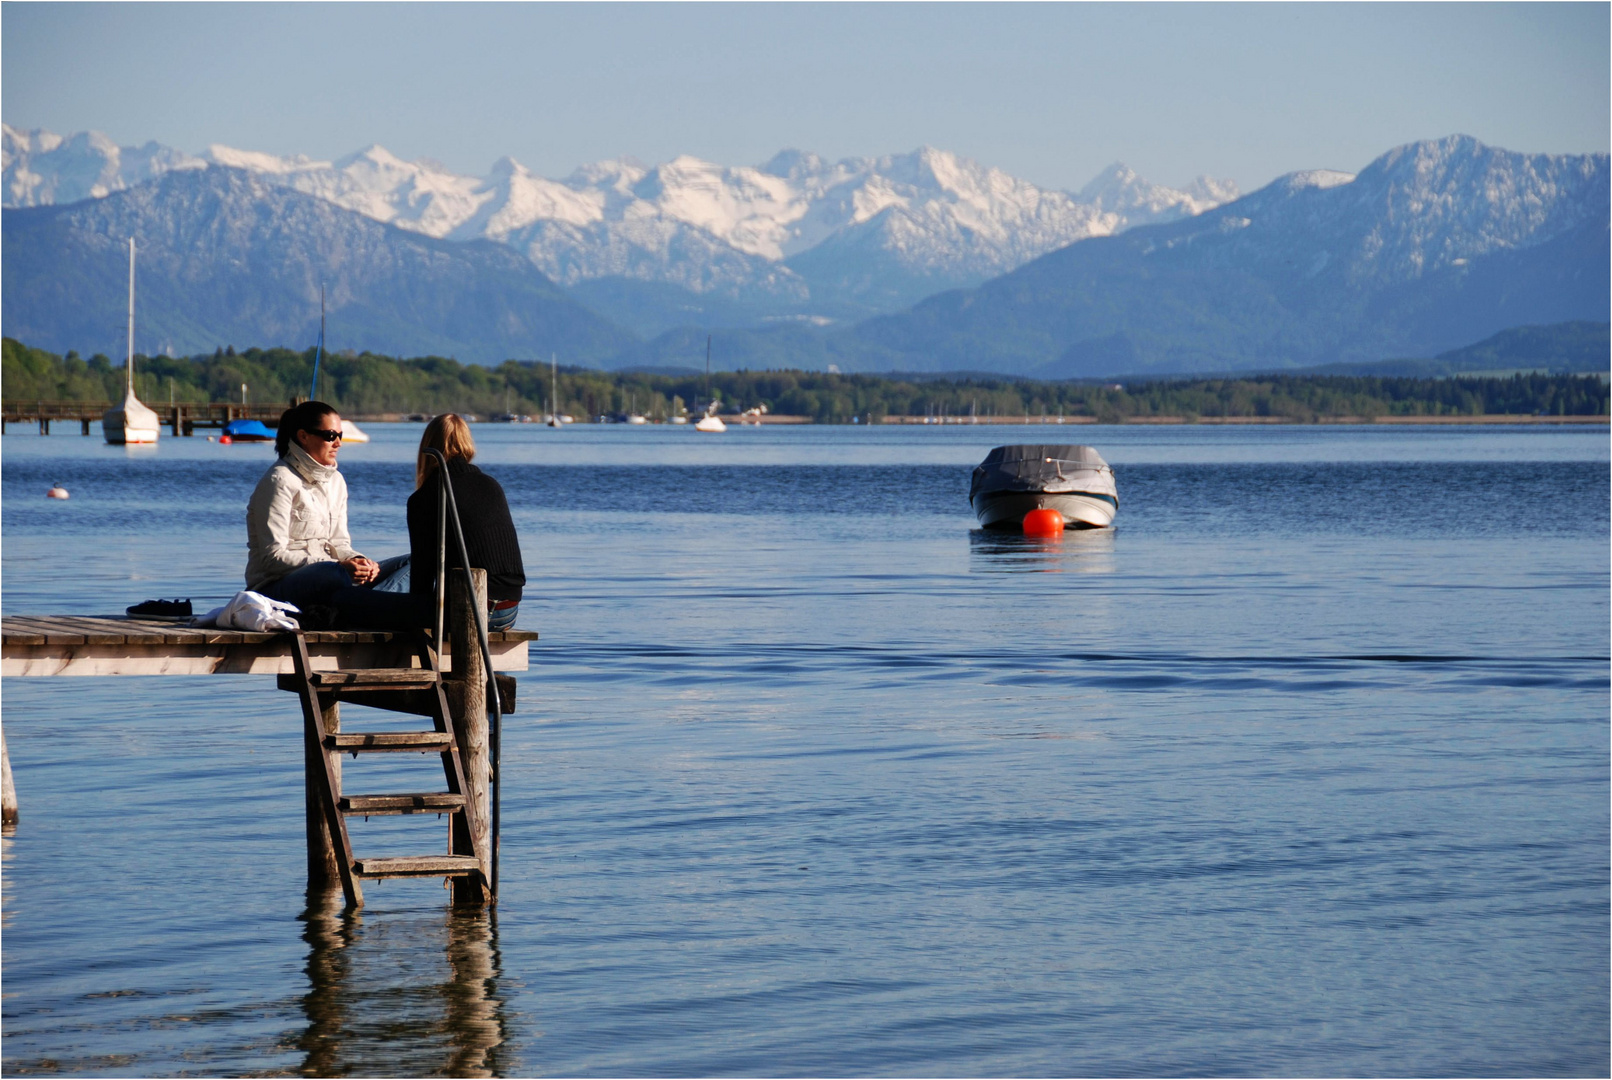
left=281, top=631, right=492, bottom=909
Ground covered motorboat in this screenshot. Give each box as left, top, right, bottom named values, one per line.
left=970, top=444, right=1118, bottom=530
left=221, top=419, right=274, bottom=442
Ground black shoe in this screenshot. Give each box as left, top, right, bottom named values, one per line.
left=127, top=598, right=192, bottom=617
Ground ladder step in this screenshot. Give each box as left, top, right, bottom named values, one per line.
left=309, top=668, right=441, bottom=689
left=327, top=731, right=455, bottom=753
left=354, top=855, right=482, bottom=878
left=340, top=792, right=464, bottom=815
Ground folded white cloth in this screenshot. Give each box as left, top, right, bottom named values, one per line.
left=194, top=590, right=302, bottom=632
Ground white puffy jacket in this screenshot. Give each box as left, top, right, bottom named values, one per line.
left=245, top=443, right=363, bottom=590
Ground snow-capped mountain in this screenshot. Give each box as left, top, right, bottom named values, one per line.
left=1, top=167, right=634, bottom=364
left=2, top=124, right=1237, bottom=321
left=2, top=126, right=204, bottom=206
left=845, top=135, right=1609, bottom=375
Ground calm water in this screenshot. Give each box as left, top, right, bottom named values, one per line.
left=2, top=423, right=1607, bottom=1076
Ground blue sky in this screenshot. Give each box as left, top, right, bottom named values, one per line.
left=4, top=2, right=1606, bottom=192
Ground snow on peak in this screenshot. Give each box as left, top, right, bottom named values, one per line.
left=4, top=125, right=203, bottom=206
left=204, top=144, right=326, bottom=174
left=1078, top=161, right=1239, bottom=221
left=1280, top=169, right=1356, bottom=191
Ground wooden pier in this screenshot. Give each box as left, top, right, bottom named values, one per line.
left=1, top=575, right=534, bottom=907
left=2, top=400, right=288, bottom=436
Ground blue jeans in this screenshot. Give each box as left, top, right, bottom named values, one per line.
left=487, top=603, right=519, bottom=632
left=372, top=554, right=411, bottom=593
left=259, top=555, right=419, bottom=630
left=390, top=554, right=519, bottom=631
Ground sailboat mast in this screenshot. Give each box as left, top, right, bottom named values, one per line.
left=126, top=238, right=136, bottom=394
left=310, top=286, right=325, bottom=400
left=705, top=335, right=712, bottom=406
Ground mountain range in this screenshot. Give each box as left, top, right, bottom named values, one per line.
left=1, top=168, right=632, bottom=364
left=2, top=126, right=1605, bottom=375
left=2, top=125, right=1236, bottom=335
left=846, top=136, right=1609, bottom=375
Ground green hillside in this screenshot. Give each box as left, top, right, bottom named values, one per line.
left=6, top=337, right=1605, bottom=423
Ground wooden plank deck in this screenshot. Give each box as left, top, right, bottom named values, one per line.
left=0, top=615, right=536, bottom=676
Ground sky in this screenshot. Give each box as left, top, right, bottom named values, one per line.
left=3, top=2, right=1607, bottom=193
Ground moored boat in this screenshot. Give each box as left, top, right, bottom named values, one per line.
left=103, top=238, right=160, bottom=445
left=970, top=444, right=1118, bottom=530
left=221, top=419, right=274, bottom=442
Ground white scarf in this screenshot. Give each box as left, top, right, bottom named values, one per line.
left=284, top=441, right=338, bottom=485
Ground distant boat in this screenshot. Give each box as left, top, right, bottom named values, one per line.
left=103, top=238, right=160, bottom=445
left=221, top=419, right=274, bottom=442
left=306, top=285, right=369, bottom=443
left=970, top=445, right=1118, bottom=530
left=694, top=334, right=725, bottom=432
left=547, top=354, right=563, bottom=427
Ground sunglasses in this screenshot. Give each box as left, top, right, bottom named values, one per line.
left=303, top=427, right=343, bottom=443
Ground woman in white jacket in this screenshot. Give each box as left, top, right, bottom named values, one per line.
left=247, top=400, right=413, bottom=628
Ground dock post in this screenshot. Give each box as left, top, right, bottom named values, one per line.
left=446, top=568, right=491, bottom=904
left=2, top=728, right=17, bottom=827
left=305, top=695, right=342, bottom=888
left=81, top=418, right=91, bottom=435
left=171, top=406, right=182, bottom=437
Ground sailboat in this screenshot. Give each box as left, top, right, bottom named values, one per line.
left=694, top=335, right=726, bottom=433
left=102, top=238, right=161, bottom=445
left=547, top=354, right=563, bottom=427
left=307, top=287, right=368, bottom=442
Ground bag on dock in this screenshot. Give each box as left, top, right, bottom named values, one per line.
left=194, top=591, right=301, bottom=633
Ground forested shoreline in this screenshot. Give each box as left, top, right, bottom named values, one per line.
left=4, top=338, right=1606, bottom=423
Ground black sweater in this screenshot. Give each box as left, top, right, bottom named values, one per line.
left=407, top=460, right=526, bottom=604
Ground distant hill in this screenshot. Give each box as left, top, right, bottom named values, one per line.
left=1287, top=322, right=1609, bottom=378
left=0, top=167, right=637, bottom=364
left=842, top=137, right=1608, bottom=377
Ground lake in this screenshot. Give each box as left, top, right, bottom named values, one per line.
left=2, top=421, right=1607, bottom=1076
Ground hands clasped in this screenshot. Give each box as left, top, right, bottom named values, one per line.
left=341, top=556, right=380, bottom=585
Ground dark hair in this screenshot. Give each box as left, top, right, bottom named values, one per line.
left=276, top=400, right=339, bottom=458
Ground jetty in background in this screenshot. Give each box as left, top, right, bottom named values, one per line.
left=3, top=399, right=288, bottom=436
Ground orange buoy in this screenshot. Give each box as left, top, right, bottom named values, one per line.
left=219, top=434, right=233, bottom=445
left=1022, top=507, right=1064, bottom=537
left=46, top=484, right=69, bottom=500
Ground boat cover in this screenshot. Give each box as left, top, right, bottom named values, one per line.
left=223, top=419, right=275, bottom=440
left=970, top=444, right=1116, bottom=499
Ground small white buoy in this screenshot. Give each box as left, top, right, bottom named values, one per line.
left=47, top=484, right=69, bottom=500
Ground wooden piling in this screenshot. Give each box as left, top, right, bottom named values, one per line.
left=306, top=695, right=342, bottom=888
left=2, top=728, right=17, bottom=827
left=446, top=569, right=491, bottom=904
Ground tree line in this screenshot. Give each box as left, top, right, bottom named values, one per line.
left=4, top=338, right=1606, bottom=421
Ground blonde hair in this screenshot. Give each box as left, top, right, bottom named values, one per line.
left=416, top=413, right=477, bottom=489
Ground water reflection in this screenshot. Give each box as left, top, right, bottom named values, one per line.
left=968, top=527, right=1116, bottom=573
left=299, top=889, right=515, bottom=1077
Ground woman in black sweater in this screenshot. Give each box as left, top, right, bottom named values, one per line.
left=408, top=414, right=526, bottom=630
